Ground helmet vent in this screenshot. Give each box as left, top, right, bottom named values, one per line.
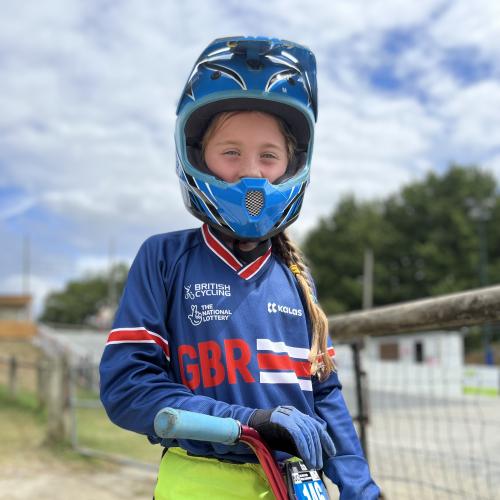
left=245, top=190, right=264, bottom=216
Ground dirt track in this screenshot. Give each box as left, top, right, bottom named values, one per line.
left=0, top=449, right=157, bottom=500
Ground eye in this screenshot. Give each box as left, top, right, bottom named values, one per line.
left=223, top=150, right=240, bottom=157
left=261, top=152, right=279, bottom=160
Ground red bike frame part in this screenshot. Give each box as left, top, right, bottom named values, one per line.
left=240, top=425, right=288, bottom=500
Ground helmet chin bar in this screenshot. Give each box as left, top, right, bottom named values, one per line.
left=199, top=212, right=295, bottom=243
left=178, top=167, right=308, bottom=241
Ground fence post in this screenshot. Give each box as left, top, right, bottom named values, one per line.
left=8, top=356, right=18, bottom=398
left=46, top=352, right=72, bottom=444
left=36, top=359, right=47, bottom=409
left=351, top=340, right=369, bottom=460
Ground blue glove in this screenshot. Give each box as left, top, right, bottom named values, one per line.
left=248, top=405, right=336, bottom=470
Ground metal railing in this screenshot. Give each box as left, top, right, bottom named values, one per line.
left=328, top=285, right=500, bottom=499
left=328, top=285, right=500, bottom=339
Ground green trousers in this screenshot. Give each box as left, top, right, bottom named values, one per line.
left=154, top=447, right=276, bottom=499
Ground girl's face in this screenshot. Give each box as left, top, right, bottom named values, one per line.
left=203, top=112, right=288, bottom=184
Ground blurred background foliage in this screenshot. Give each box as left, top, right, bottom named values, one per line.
left=304, top=164, right=500, bottom=314
left=40, top=263, right=129, bottom=326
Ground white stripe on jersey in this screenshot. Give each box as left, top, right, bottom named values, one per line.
left=260, top=371, right=312, bottom=391
left=256, top=338, right=310, bottom=359
left=106, top=340, right=156, bottom=345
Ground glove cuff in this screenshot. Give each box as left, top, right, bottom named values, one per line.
left=248, top=408, right=274, bottom=429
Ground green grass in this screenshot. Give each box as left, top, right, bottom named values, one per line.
left=0, top=387, right=127, bottom=477
left=463, top=386, right=499, bottom=396
left=0, top=384, right=41, bottom=414
left=0, top=389, right=44, bottom=456
left=75, top=404, right=161, bottom=464
left=0, top=388, right=72, bottom=463
left=74, top=387, right=160, bottom=464
left=0, top=383, right=160, bottom=471
left=1, top=340, right=160, bottom=465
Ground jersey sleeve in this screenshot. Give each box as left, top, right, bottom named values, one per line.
left=99, top=236, right=255, bottom=445
left=313, top=353, right=380, bottom=499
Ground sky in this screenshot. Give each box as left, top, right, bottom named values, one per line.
left=1, top=0, right=500, bottom=315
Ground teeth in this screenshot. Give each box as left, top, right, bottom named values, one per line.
left=245, top=190, right=264, bottom=216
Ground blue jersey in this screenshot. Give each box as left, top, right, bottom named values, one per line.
left=99, top=224, right=379, bottom=497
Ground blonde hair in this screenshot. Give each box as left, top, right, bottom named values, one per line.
left=201, top=111, right=297, bottom=162
left=272, top=231, right=335, bottom=380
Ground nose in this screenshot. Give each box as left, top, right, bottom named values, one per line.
left=239, top=156, right=262, bottom=179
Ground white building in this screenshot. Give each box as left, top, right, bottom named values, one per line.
left=365, top=330, right=464, bottom=367
left=333, top=331, right=473, bottom=397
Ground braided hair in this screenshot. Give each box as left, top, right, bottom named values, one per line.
left=271, top=231, right=335, bottom=380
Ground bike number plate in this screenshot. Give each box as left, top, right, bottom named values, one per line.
left=285, top=461, right=329, bottom=500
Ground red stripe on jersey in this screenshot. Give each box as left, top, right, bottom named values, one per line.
left=257, top=353, right=310, bottom=378
left=239, top=247, right=272, bottom=280
left=202, top=224, right=242, bottom=271
left=107, top=328, right=170, bottom=360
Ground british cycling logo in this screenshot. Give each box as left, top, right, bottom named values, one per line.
left=184, top=283, right=231, bottom=299
left=188, top=303, right=232, bottom=326
left=267, top=302, right=303, bottom=317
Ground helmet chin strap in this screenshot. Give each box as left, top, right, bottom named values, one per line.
left=211, top=227, right=272, bottom=264
left=233, top=238, right=271, bottom=264
left=233, top=239, right=257, bottom=250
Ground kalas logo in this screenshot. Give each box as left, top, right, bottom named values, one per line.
left=267, top=302, right=303, bottom=317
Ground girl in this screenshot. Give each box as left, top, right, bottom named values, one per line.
left=100, top=36, right=380, bottom=499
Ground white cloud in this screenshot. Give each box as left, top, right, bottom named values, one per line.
left=74, top=253, right=133, bottom=276
left=301, top=77, right=443, bottom=231
left=1, top=0, right=500, bottom=311
left=430, top=0, right=500, bottom=59
left=439, top=81, right=500, bottom=155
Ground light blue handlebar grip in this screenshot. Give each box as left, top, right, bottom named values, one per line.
left=154, top=408, right=241, bottom=445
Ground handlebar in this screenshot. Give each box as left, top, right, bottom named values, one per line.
left=154, top=407, right=241, bottom=445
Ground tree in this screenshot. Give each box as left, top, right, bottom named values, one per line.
left=303, top=196, right=393, bottom=313
left=40, top=264, right=129, bottom=326
left=303, top=165, right=500, bottom=312
left=383, top=166, right=497, bottom=301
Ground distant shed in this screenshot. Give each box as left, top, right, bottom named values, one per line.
left=0, top=295, right=37, bottom=338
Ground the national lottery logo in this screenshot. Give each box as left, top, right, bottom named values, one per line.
left=187, top=304, right=202, bottom=326
left=183, top=283, right=231, bottom=299
left=187, top=303, right=232, bottom=326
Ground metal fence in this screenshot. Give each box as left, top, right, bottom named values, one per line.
left=329, top=285, right=500, bottom=499
left=0, top=354, right=47, bottom=406
left=33, top=327, right=160, bottom=470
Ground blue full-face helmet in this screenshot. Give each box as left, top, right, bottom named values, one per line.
left=175, top=36, right=318, bottom=241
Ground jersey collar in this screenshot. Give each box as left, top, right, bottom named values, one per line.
left=201, top=224, right=272, bottom=280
